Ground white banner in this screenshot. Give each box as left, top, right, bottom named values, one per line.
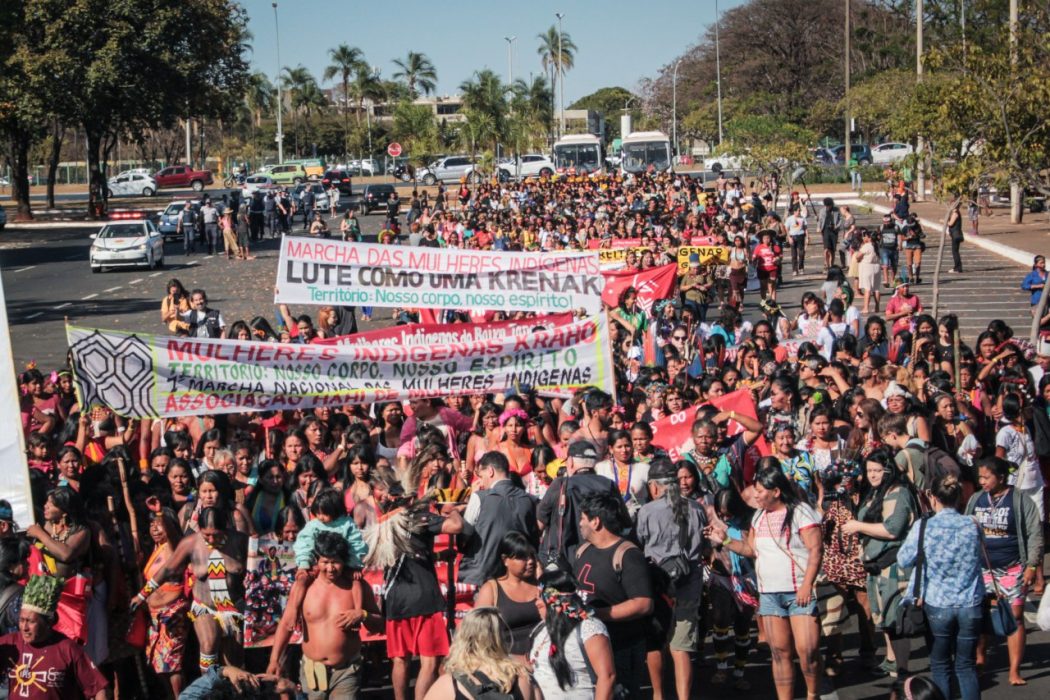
left=0, top=273, right=36, bottom=527
left=67, top=315, right=614, bottom=418
left=274, top=239, right=604, bottom=314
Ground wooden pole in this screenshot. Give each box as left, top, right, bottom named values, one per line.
left=953, top=329, right=962, bottom=394
left=116, top=457, right=140, bottom=554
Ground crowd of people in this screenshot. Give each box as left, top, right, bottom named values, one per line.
left=6, top=166, right=1049, bottom=700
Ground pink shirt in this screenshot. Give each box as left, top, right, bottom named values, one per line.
left=885, top=293, right=922, bottom=335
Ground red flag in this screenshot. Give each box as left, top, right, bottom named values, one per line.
left=601, top=263, right=677, bottom=314
left=649, top=389, right=770, bottom=466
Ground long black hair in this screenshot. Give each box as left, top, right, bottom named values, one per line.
left=486, top=531, right=537, bottom=581
left=539, top=568, right=588, bottom=691
left=754, top=466, right=806, bottom=535
left=860, top=447, right=910, bottom=524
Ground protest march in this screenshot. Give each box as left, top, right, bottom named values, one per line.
left=4, top=161, right=1050, bottom=700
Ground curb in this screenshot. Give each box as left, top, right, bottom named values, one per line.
left=857, top=199, right=1034, bottom=267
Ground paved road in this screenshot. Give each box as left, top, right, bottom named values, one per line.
left=0, top=211, right=1035, bottom=369
left=2, top=212, right=1049, bottom=697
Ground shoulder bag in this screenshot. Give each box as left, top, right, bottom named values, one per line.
left=892, top=515, right=928, bottom=638
left=978, top=523, right=1018, bottom=638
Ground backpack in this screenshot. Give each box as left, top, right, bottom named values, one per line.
left=903, top=443, right=965, bottom=494
left=880, top=226, right=898, bottom=249
left=574, top=539, right=639, bottom=580
left=452, top=671, right=515, bottom=700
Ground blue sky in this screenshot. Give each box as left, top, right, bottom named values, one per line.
left=244, top=0, right=745, bottom=103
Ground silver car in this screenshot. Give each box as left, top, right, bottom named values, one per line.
left=416, top=155, right=475, bottom=185
left=90, top=220, right=165, bottom=272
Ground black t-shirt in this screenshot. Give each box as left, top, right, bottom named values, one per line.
left=537, top=472, right=620, bottom=564
left=573, top=539, right=653, bottom=646
left=383, top=512, right=446, bottom=620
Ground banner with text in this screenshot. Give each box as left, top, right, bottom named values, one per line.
left=676, top=246, right=730, bottom=274
left=601, top=263, right=678, bottom=314
left=650, top=389, right=769, bottom=469
left=66, top=316, right=613, bottom=418
left=0, top=275, right=35, bottom=527
left=316, top=313, right=576, bottom=348
left=275, top=239, right=603, bottom=314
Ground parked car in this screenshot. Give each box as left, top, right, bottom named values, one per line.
left=292, top=183, right=330, bottom=216
left=811, top=147, right=836, bottom=164
left=703, top=154, right=747, bottom=173
left=321, top=170, right=353, bottom=196
left=502, top=154, right=556, bottom=179
left=415, top=155, right=475, bottom=185
left=242, top=174, right=275, bottom=196
left=347, top=159, right=376, bottom=176
left=831, top=144, right=873, bottom=166
left=153, top=165, right=213, bottom=191
left=360, top=183, right=397, bottom=214
left=0, top=203, right=6, bottom=230
left=107, top=172, right=157, bottom=197
left=90, top=220, right=165, bottom=272
left=268, top=163, right=309, bottom=185
left=871, top=142, right=914, bottom=164
left=157, top=200, right=201, bottom=238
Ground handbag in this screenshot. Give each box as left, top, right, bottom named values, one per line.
left=977, top=525, right=1019, bottom=638
left=892, top=516, right=928, bottom=638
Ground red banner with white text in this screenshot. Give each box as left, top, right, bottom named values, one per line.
left=601, top=263, right=678, bottom=313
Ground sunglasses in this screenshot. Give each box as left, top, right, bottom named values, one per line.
left=672, top=335, right=687, bottom=341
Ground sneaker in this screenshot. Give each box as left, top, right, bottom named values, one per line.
left=873, top=658, right=898, bottom=678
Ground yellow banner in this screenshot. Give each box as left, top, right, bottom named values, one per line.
left=677, top=246, right=729, bottom=274
left=598, top=247, right=649, bottom=263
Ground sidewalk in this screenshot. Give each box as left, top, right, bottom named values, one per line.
left=859, top=193, right=1049, bottom=267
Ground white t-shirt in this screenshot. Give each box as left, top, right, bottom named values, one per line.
left=786, top=214, right=807, bottom=237
left=995, top=424, right=1044, bottom=491
left=752, top=503, right=820, bottom=593
left=529, top=617, right=607, bottom=699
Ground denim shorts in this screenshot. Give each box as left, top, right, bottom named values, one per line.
left=879, top=247, right=898, bottom=267
left=758, top=591, right=818, bottom=618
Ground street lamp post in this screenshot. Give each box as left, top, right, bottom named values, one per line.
left=556, top=12, right=565, bottom=138
left=504, top=36, right=516, bottom=87
left=714, top=0, right=723, bottom=145
left=845, top=0, right=851, bottom=177
left=366, top=66, right=379, bottom=161
left=272, top=2, right=284, bottom=164
left=672, top=58, right=682, bottom=160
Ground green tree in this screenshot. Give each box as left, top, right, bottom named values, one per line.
left=722, top=114, right=815, bottom=180
left=392, top=51, right=438, bottom=98
left=569, top=86, right=635, bottom=142
left=536, top=25, right=577, bottom=136
left=391, top=100, right=438, bottom=165
left=459, top=69, right=508, bottom=155
left=3, top=0, right=250, bottom=217
left=323, top=44, right=366, bottom=160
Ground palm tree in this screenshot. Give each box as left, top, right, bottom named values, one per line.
left=323, top=44, right=366, bottom=159
left=509, top=76, right=553, bottom=151
left=244, top=72, right=274, bottom=127
left=392, top=51, right=438, bottom=98
left=281, top=65, right=319, bottom=156
left=347, top=64, right=383, bottom=127
left=459, top=69, right=508, bottom=155
left=536, top=26, right=577, bottom=138
left=458, top=108, right=497, bottom=167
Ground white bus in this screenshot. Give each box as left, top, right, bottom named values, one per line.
left=552, top=134, right=603, bottom=175
left=621, top=131, right=672, bottom=175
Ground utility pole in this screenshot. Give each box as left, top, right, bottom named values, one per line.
left=960, top=0, right=967, bottom=65
left=185, top=119, right=192, bottom=167
left=672, top=59, right=681, bottom=159
left=714, top=0, right=724, bottom=145
left=556, top=12, right=565, bottom=138
left=272, top=2, right=284, bottom=164
left=916, top=0, right=925, bottom=201
left=844, top=0, right=851, bottom=161
left=504, top=36, right=516, bottom=87
left=1008, top=0, right=1021, bottom=223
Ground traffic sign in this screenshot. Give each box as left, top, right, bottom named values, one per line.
left=387, top=142, right=402, bottom=157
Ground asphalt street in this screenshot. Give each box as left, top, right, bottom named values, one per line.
left=1, top=210, right=1048, bottom=697
left=0, top=209, right=1033, bottom=369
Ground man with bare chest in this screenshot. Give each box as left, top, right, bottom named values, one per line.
left=268, top=532, right=382, bottom=699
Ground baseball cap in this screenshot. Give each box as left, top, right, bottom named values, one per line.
left=688, top=253, right=700, bottom=266
left=647, top=459, right=677, bottom=482
left=0, top=500, right=14, bottom=524
left=567, top=441, right=599, bottom=460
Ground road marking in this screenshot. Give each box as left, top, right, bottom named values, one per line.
left=13, top=266, right=36, bottom=273
left=53, top=302, right=72, bottom=310
left=82, top=293, right=98, bottom=300
left=24, top=312, right=43, bottom=320
left=149, top=272, right=163, bottom=277
left=128, top=278, right=144, bottom=285
left=103, top=286, right=122, bottom=293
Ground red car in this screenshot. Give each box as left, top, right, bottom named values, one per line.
left=153, top=165, right=214, bottom=191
